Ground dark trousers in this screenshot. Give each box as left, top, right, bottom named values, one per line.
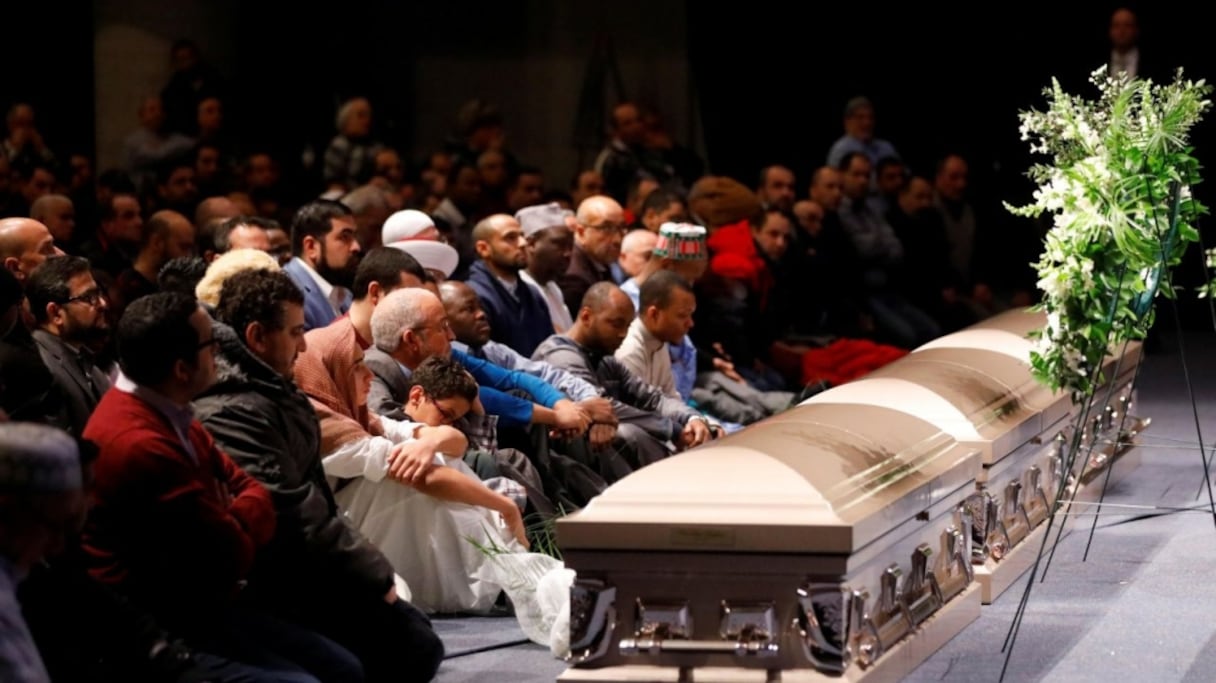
left=188, top=651, right=324, bottom=683
left=185, top=605, right=364, bottom=683
left=275, top=591, right=445, bottom=683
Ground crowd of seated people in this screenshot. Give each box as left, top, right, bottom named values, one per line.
left=1, top=38, right=1045, bottom=682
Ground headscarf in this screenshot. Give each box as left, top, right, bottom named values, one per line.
left=293, top=317, right=383, bottom=454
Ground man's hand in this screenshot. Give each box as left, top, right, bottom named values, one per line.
left=578, top=397, right=616, bottom=425
left=589, top=423, right=616, bottom=449
left=553, top=399, right=591, bottom=433
left=501, top=504, right=530, bottom=549
left=386, top=439, right=437, bottom=485
left=385, top=585, right=398, bottom=604
left=712, top=356, right=746, bottom=384
left=679, top=418, right=712, bottom=450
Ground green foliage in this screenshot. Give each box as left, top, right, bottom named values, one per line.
left=1009, top=67, right=1212, bottom=396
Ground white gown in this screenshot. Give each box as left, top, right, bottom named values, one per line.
left=323, top=420, right=521, bottom=614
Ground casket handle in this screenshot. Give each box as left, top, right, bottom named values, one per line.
left=566, top=580, right=617, bottom=665
left=1001, top=480, right=1031, bottom=549
left=857, top=565, right=913, bottom=668
left=905, top=544, right=944, bottom=626
left=794, top=585, right=852, bottom=674
left=619, top=638, right=779, bottom=658
left=1024, top=465, right=1050, bottom=527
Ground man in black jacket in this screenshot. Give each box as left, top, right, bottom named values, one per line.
left=193, top=268, right=443, bottom=683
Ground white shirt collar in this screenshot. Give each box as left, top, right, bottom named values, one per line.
left=1111, top=47, right=1139, bottom=77
left=292, top=257, right=346, bottom=314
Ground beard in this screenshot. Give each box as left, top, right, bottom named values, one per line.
left=317, top=246, right=360, bottom=289
left=63, top=318, right=110, bottom=347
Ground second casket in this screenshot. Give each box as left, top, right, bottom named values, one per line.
left=557, top=402, right=982, bottom=682
left=804, top=343, right=1067, bottom=602
left=806, top=308, right=1146, bottom=602
left=924, top=308, right=1146, bottom=489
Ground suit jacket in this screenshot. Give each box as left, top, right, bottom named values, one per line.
left=557, top=245, right=614, bottom=316
left=283, top=257, right=347, bottom=331
left=31, top=329, right=110, bottom=437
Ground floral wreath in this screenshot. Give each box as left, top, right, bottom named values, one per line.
left=1007, top=66, right=1212, bottom=397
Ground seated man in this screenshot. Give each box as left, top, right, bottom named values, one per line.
left=438, top=279, right=622, bottom=508
left=533, top=282, right=715, bottom=474
left=616, top=270, right=791, bottom=427
left=364, top=287, right=619, bottom=502
left=439, top=280, right=603, bottom=403
left=81, top=292, right=361, bottom=682
left=193, top=269, right=443, bottom=682
left=516, top=203, right=575, bottom=333
left=464, top=213, right=553, bottom=356
left=25, top=255, right=113, bottom=437
left=296, top=288, right=528, bottom=614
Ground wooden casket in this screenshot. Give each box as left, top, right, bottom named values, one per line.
left=556, top=402, right=983, bottom=682
left=806, top=308, right=1146, bottom=602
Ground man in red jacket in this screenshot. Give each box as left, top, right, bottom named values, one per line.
left=82, top=291, right=362, bottom=682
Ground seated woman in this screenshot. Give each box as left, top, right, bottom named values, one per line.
left=295, top=317, right=527, bottom=614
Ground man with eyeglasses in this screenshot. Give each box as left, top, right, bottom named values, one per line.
left=82, top=292, right=362, bottom=681
left=25, top=256, right=112, bottom=436
left=559, top=195, right=627, bottom=316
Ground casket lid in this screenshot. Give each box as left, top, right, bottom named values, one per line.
left=961, top=307, right=1142, bottom=379
left=558, top=402, right=979, bottom=555
left=858, top=348, right=1047, bottom=460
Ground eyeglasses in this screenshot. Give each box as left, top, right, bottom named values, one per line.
left=583, top=221, right=629, bottom=236
left=62, top=289, right=105, bottom=307
left=414, top=319, right=452, bottom=337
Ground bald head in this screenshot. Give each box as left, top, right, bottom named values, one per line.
left=194, top=196, right=240, bottom=230
left=573, top=195, right=625, bottom=266
left=29, top=194, right=75, bottom=243
left=438, top=280, right=492, bottom=346
left=472, top=213, right=527, bottom=274
left=0, top=218, right=62, bottom=283
left=582, top=281, right=629, bottom=315
left=571, top=281, right=635, bottom=354
left=471, top=213, right=516, bottom=245
left=575, top=195, right=624, bottom=226
left=437, top=279, right=472, bottom=303
left=618, top=229, right=658, bottom=280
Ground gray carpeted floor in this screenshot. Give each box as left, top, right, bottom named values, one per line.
left=433, top=329, right=1216, bottom=682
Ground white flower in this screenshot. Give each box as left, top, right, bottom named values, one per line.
left=1012, top=69, right=1211, bottom=395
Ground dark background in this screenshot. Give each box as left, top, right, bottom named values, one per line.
left=6, top=1, right=1216, bottom=326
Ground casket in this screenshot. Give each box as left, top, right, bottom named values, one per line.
left=557, top=402, right=983, bottom=682
left=930, top=308, right=1147, bottom=490
left=804, top=309, right=1146, bottom=603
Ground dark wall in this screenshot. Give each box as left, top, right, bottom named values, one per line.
left=1, top=3, right=96, bottom=162
left=688, top=1, right=1216, bottom=327
left=689, top=2, right=1211, bottom=199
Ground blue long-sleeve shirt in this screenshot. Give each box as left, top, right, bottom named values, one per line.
left=451, top=348, right=565, bottom=427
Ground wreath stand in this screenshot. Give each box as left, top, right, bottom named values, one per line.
left=998, top=180, right=1216, bottom=681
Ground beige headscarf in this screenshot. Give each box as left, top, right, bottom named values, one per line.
left=293, top=317, right=384, bottom=454
left=195, top=248, right=281, bottom=306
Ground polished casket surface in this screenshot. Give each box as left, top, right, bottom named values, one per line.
left=558, top=402, right=982, bottom=678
